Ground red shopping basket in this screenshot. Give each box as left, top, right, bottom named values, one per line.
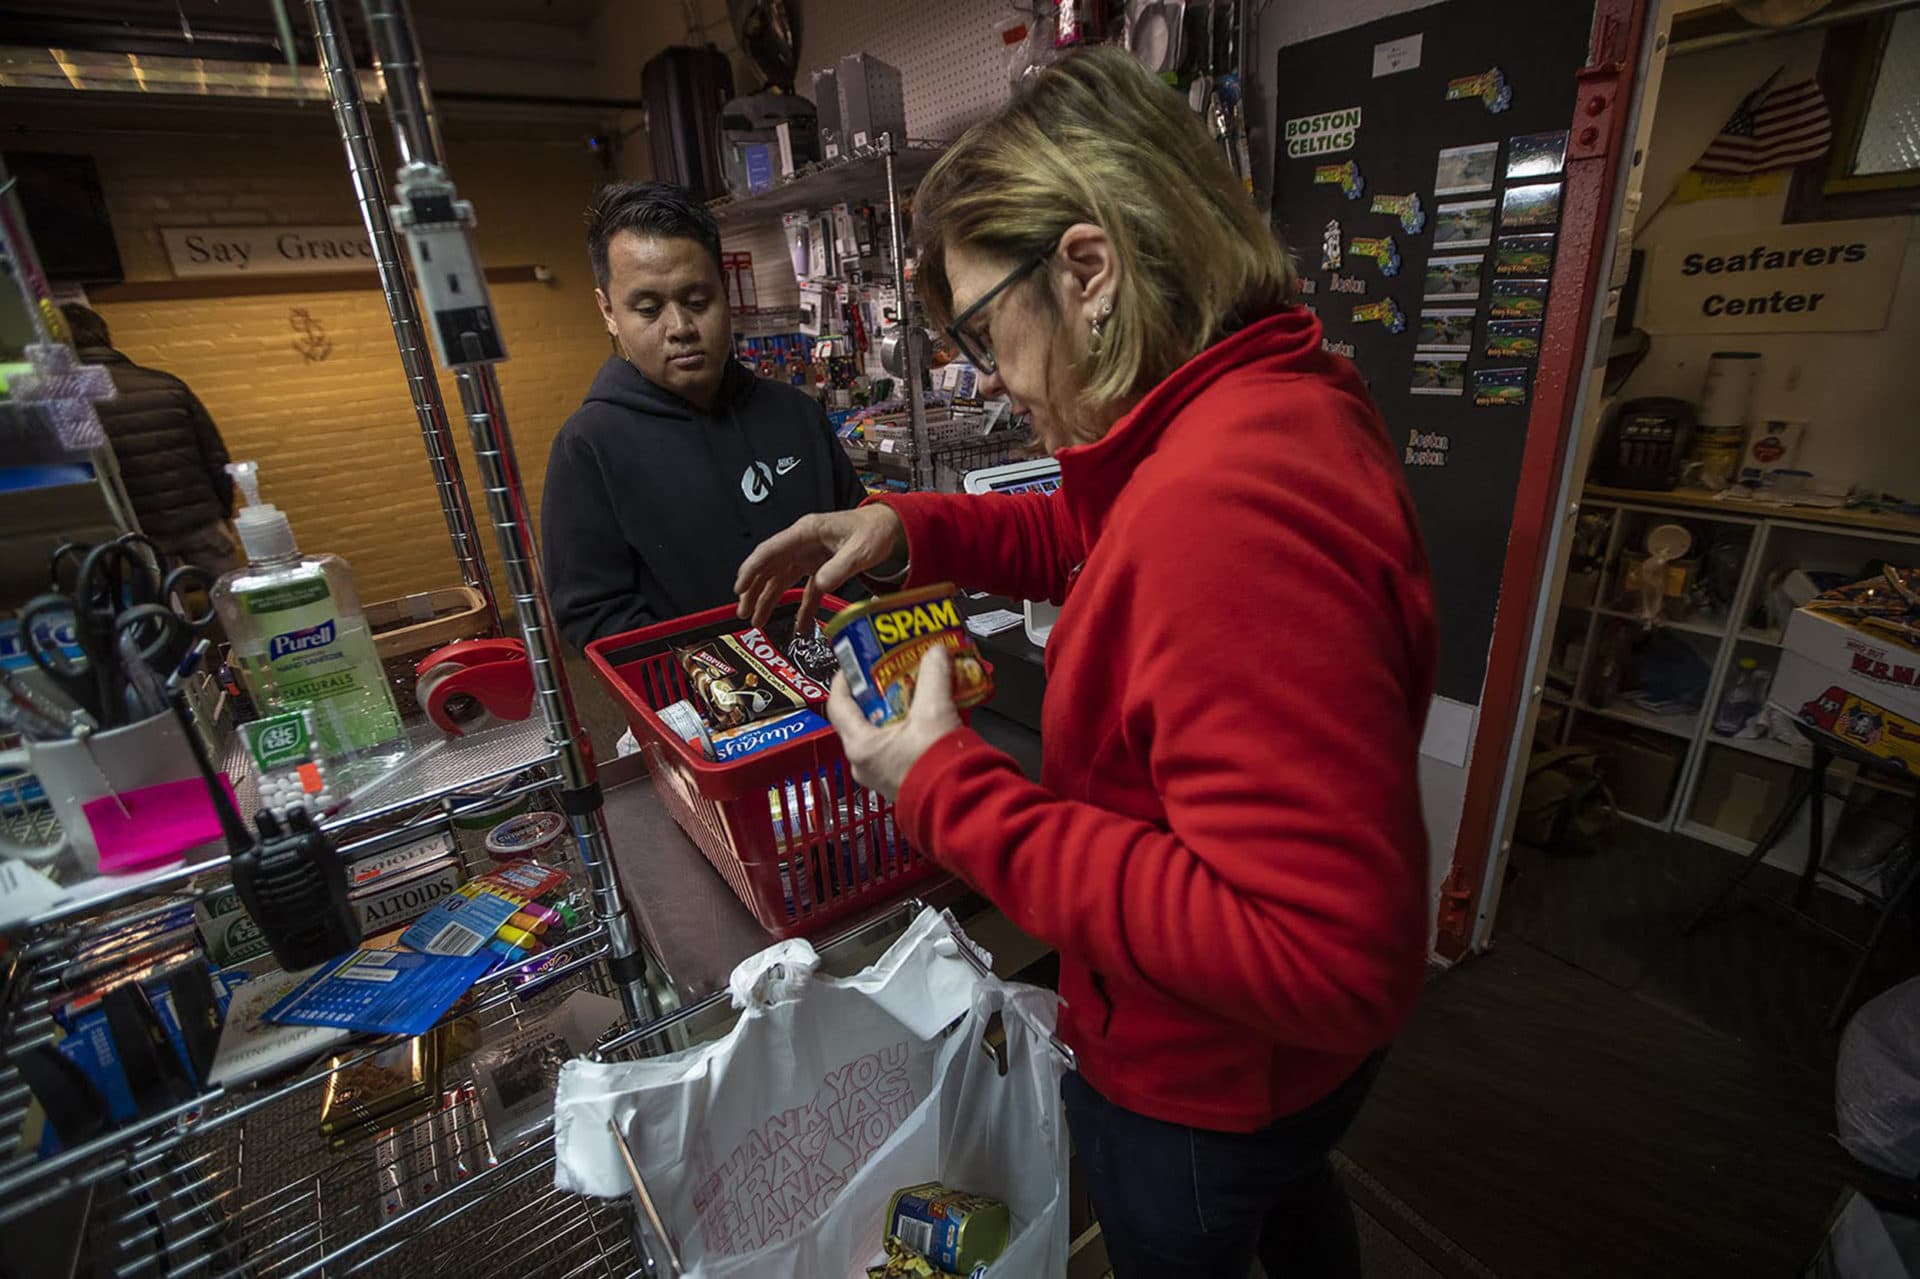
left=584, top=592, right=945, bottom=938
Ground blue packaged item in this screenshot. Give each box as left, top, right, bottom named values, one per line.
left=709, top=709, right=829, bottom=762
left=264, top=949, right=492, bottom=1037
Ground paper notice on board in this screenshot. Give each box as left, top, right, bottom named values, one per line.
left=1373, top=34, right=1422, bottom=77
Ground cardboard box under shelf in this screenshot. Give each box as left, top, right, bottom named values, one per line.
left=1572, top=721, right=1684, bottom=820
left=1690, top=742, right=1797, bottom=843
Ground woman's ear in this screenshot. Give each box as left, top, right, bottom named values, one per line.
left=1055, top=222, right=1119, bottom=327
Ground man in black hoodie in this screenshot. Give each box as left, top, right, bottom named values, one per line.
left=542, top=182, right=865, bottom=648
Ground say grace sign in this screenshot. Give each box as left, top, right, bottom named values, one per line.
left=1641, top=218, right=1908, bottom=335
left=161, top=224, right=375, bottom=278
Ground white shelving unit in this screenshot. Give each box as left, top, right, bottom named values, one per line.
left=1545, top=488, right=1920, bottom=854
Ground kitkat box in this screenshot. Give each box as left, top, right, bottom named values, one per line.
left=1770, top=572, right=1920, bottom=769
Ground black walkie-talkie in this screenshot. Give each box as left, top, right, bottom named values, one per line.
left=230, top=807, right=362, bottom=971
left=170, top=677, right=362, bottom=972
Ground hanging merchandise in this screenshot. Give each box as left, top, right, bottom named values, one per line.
left=1506, top=129, right=1570, bottom=179
left=1424, top=254, right=1486, bottom=302
left=1501, top=181, right=1564, bottom=229
left=1124, top=0, right=1186, bottom=75
left=1435, top=141, right=1500, bottom=196
left=1411, top=353, right=1467, bottom=396
left=1433, top=200, right=1495, bottom=250
left=1322, top=219, right=1343, bottom=270
left=1485, top=319, right=1543, bottom=360
left=1054, top=0, right=1112, bottom=46
left=1473, top=366, right=1531, bottom=407
left=1371, top=193, right=1427, bottom=234
left=1446, top=66, right=1512, bottom=113
left=1352, top=298, right=1406, bottom=333
left=1313, top=160, right=1366, bottom=200
left=1348, top=235, right=1402, bottom=276
left=1495, top=233, right=1555, bottom=277
left=1416, top=308, right=1474, bottom=351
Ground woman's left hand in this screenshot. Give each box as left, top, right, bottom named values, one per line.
left=826, top=646, right=962, bottom=802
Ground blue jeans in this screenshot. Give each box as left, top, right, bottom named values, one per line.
left=1062, top=1056, right=1382, bottom=1278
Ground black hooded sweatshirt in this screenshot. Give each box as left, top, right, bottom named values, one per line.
left=542, top=354, right=865, bottom=648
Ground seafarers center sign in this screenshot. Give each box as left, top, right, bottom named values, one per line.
left=1642, top=218, right=1906, bottom=334
left=161, top=225, right=375, bottom=277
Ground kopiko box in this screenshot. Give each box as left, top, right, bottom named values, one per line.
left=1770, top=582, right=1920, bottom=770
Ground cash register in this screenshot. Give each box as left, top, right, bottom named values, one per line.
left=962, top=458, right=1062, bottom=646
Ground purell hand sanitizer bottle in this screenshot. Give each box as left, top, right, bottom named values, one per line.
left=212, top=461, right=408, bottom=785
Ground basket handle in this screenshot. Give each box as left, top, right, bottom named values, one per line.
left=728, top=937, right=823, bottom=1011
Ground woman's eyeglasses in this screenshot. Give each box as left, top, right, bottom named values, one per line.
left=945, top=251, right=1050, bottom=375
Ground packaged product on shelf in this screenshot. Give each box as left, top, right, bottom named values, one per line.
left=826, top=584, right=996, bottom=725
left=196, top=886, right=273, bottom=968
left=263, top=948, right=494, bottom=1036
left=450, top=787, right=534, bottom=861
left=317, top=1031, right=443, bottom=1147
left=208, top=962, right=353, bottom=1087
left=212, top=461, right=408, bottom=783
left=241, top=707, right=335, bottom=817
left=483, top=810, right=567, bottom=864
left=469, top=990, right=622, bottom=1155
left=374, top=1124, right=410, bottom=1219
left=345, top=829, right=463, bottom=935
left=657, top=698, right=712, bottom=754
left=884, top=1182, right=1011, bottom=1277
left=399, top=860, right=571, bottom=957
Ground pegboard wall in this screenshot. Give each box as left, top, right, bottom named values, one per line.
left=720, top=2, right=1022, bottom=330
left=801, top=0, right=1019, bottom=141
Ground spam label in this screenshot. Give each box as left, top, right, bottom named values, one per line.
left=825, top=584, right=993, bottom=726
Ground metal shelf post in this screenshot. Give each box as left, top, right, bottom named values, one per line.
left=307, top=0, right=501, bottom=633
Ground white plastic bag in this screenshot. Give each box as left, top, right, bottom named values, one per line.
left=1836, top=975, right=1920, bottom=1179
left=553, top=908, right=1069, bottom=1277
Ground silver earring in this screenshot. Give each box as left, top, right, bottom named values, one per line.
left=1088, top=297, right=1113, bottom=351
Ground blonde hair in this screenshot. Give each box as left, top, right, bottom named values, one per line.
left=914, top=46, right=1296, bottom=443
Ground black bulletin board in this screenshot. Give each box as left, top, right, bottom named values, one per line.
left=1272, top=1, right=1594, bottom=705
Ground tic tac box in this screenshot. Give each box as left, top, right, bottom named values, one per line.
left=836, top=53, right=906, bottom=153
left=1770, top=596, right=1920, bottom=767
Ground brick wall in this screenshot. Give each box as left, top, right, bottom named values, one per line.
left=14, top=99, right=614, bottom=605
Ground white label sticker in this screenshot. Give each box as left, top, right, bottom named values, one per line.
left=853, top=130, right=869, bottom=149
left=1373, top=34, right=1423, bottom=78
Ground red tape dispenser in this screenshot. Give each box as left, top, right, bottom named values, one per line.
left=414, top=639, right=535, bottom=736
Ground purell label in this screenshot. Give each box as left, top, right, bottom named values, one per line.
left=270, top=619, right=337, bottom=660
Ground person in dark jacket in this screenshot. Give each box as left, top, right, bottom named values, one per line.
left=542, top=183, right=865, bottom=649
left=61, top=304, right=239, bottom=575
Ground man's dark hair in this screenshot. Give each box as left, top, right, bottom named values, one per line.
left=61, top=302, right=112, bottom=349
left=586, top=182, right=723, bottom=289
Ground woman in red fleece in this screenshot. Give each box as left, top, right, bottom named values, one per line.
left=738, top=46, right=1435, bottom=1278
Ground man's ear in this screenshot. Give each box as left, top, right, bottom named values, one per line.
left=1055, top=222, right=1119, bottom=324
left=594, top=287, right=618, bottom=338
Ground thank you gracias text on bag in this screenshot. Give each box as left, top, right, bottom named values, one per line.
left=692, top=1040, right=919, bottom=1252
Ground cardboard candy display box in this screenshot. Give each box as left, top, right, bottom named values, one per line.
left=1769, top=569, right=1920, bottom=771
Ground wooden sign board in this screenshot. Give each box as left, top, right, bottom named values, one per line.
left=161, top=225, right=374, bottom=277
left=1642, top=218, right=1908, bottom=334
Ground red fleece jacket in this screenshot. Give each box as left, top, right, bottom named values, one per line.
left=873, top=308, right=1436, bottom=1131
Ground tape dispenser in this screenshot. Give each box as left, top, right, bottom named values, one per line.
left=414, top=639, right=534, bottom=736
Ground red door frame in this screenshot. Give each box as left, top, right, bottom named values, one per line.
left=1433, top=0, right=1652, bottom=960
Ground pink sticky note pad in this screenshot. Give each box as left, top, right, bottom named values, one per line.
left=84, top=776, right=237, bottom=874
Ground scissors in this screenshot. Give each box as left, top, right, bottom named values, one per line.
left=20, top=540, right=217, bottom=727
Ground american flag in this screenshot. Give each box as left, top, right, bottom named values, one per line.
left=1693, top=69, right=1833, bottom=174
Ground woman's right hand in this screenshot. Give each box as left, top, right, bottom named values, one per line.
left=735, top=504, right=907, bottom=632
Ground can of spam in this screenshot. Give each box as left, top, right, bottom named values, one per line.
left=885, top=1182, right=1009, bottom=1275
left=824, top=584, right=993, bottom=726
